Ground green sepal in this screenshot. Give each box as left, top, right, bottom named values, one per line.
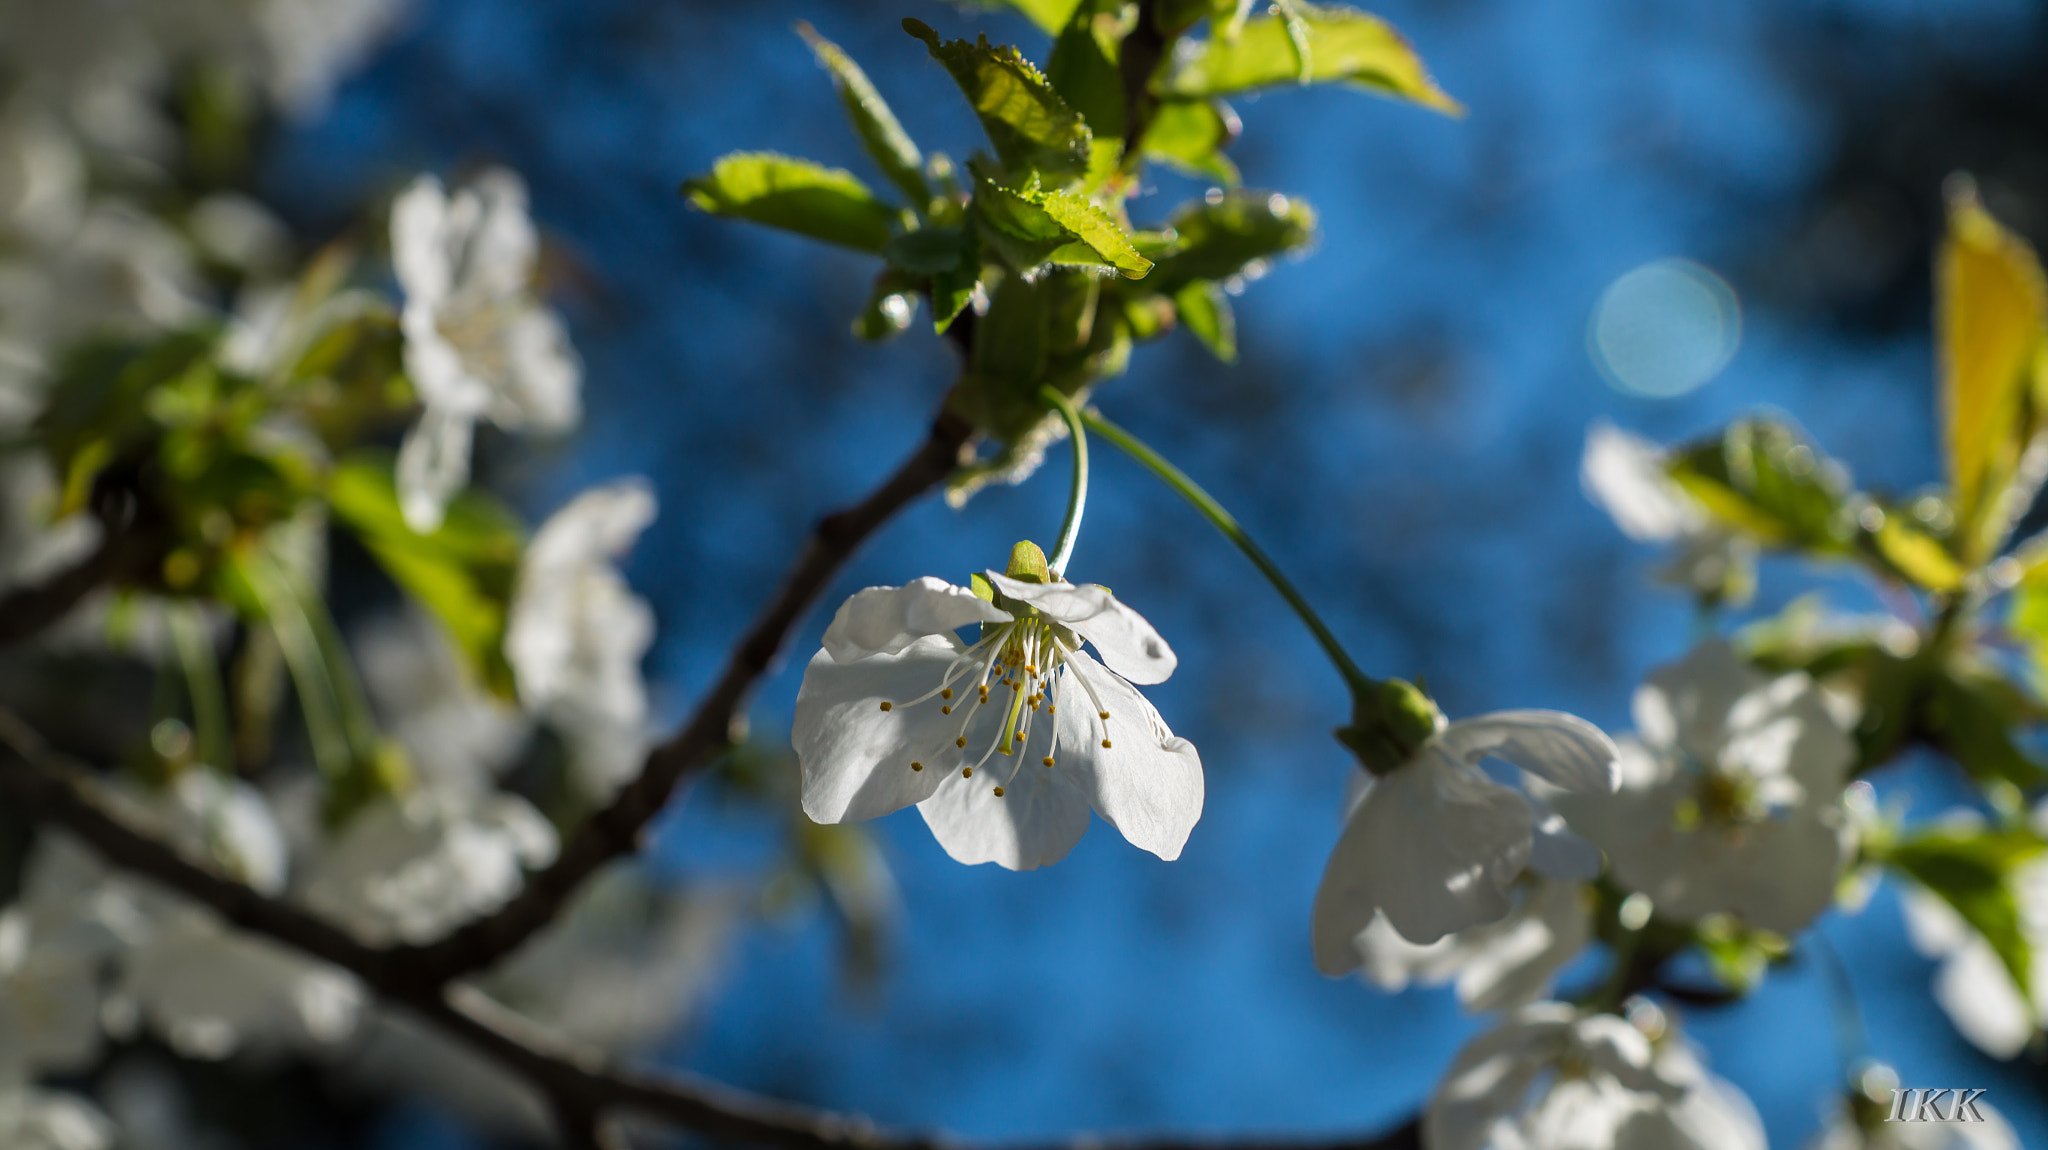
left=903, top=19, right=1093, bottom=187
left=1005, top=540, right=1051, bottom=582
left=1336, top=677, right=1443, bottom=775
left=969, top=572, right=998, bottom=602
left=681, top=152, right=900, bottom=254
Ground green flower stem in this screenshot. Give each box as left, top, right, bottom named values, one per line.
left=294, top=567, right=386, bottom=768
left=1080, top=407, right=1372, bottom=694
left=167, top=603, right=231, bottom=772
left=241, top=554, right=350, bottom=779
left=1038, top=386, right=1089, bottom=578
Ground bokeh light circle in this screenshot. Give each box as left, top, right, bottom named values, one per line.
left=1588, top=258, right=1742, bottom=397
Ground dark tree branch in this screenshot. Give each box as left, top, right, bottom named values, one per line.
left=1, top=708, right=1422, bottom=1150
left=398, top=407, right=976, bottom=985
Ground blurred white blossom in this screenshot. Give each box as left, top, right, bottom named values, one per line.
left=1582, top=421, right=1752, bottom=601
left=506, top=480, right=657, bottom=798
left=299, top=792, right=557, bottom=945
left=392, top=169, right=580, bottom=532
left=0, top=1085, right=114, bottom=1150
left=1313, top=710, right=1615, bottom=960
left=356, top=609, right=529, bottom=796
left=794, top=571, right=1202, bottom=870
left=1426, top=1002, right=1763, bottom=1150
left=1551, top=640, right=1856, bottom=936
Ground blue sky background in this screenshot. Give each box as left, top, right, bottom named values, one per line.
left=264, top=0, right=2048, bottom=1145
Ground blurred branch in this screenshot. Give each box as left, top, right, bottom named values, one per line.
left=0, top=705, right=1426, bottom=1150
left=398, top=406, right=976, bottom=985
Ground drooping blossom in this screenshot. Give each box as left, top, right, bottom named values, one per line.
left=793, top=559, right=1202, bottom=870
left=1312, top=707, right=1616, bottom=962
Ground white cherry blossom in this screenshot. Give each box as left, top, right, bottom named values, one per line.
left=505, top=480, right=657, bottom=798
left=1312, top=708, right=1616, bottom=962
left=392, top=169, right=580, bottom=531
left=1351, top=876, right=1592, bottom=1012
left=1426, top=1002, right=1763, bottom=1150
left=298, top=791, right=558, bottom=946
left=793, top=568, right=1202, bottom=870
left=0, top=1086, right=113, bottom=1150
left=1551, top=640, right=1856, bottom=935
left=115, top=906, right=364, bottom=1060
left=357, top=609, right=529, bottom=797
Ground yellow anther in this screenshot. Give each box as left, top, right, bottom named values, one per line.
left=956, top=737, right=967, bottom=748
left=963, top=767, right=974, bottom=778
left=942, top=705, right=952, bottom=715
left=1101, top=739, right=1112, bottom=749
left=879, top=701, right=892, bottom=712
left=911, top=761, right=923, bottom=771
left=1026, top=664, right=1038, bottom=675
left=993, top=786, right=1005, bottom=797
left=1042, top=756, right=1055, bottom=768
left=1046, top=705, right=1056, bottom=714
left=1098, top=710, right=1109, bottom=721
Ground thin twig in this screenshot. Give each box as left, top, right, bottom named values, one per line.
left=398, top=408, right=975, bottom=985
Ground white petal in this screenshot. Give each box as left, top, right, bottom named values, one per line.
left=1457, top=880, right=1593, bottom=1012
left=916, top=744, right=1093, bottom=870
left=793, top=636, right=977, bottom=824
left=1425, top=1005, right=1575, bottom=1150
left=1580, top=420, right=1703, bottom=541
left=390, top=175, right=450, bottom=305
left=1933, top=937, right=2033, bottom=1059
left=1634, top=641, right=1764, bottom=757
left=460, top=168, right=540, bottom=301
left=986, top=572, right=1176, bottom=684
left=820, top=578, right=1011, bottom=663
left=495, top=306, right=582, bottom=433
left=1438, top=710, right=1619, bottom=794
left=1055, top=652, right=1203, bottom=861
left=1313, top=752, right=1535, bottom=967
left=1527, top=794, right=1603, bottom=881
left=395, top=403, right=475, bottom=534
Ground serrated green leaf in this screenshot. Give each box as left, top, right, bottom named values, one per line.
left=903, top=19, right=1092, bottom=185
left=798, top=23, right=930, bottom=207
left=1667, top=419, right=1857, bottom=553
left=1887, top=827, right=2047, bottom=1002
left=1028, top=189, right=1151, bottom=277
left=1046, top=3, right=1128, bottom=141
left=972, top=164, right=1150, bottom=278
left=1141, top=98, right=1241, bottom=185
left=1173, top=281, right=1236, bottom=361
left=1147, top=189, right=1317, bottom=293
left=681, top=152, right=898, bottom=254
left=328, top=452, right=522, bottom=699
left=1165, top=2, right=1461, bottom=115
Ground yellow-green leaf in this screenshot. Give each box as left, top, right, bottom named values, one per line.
left=1173, top=281, right=1236, bottom=361
left=1166, top=3, right=1462, bottom=116
left=903, top=19, right=1092, bottom=185
left=981, top=0, right=1085, bottom=34
left=1940, top=180, right=2048, bottom=565
left=681, top=152, right=898, bottom=254
left=798, top=23, right=931, bottom=207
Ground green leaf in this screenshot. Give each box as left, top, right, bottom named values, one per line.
left=972, top=165, right=1151, bottom=278
left=681, top=152, right=898, bottom=254
left=1666, top=419, right=1856, bottom=553
left=884, top=226, right=970, bottom=274
left=1939, top=181, right=2048, bottom=566
left=1173, top=281, right=1236, bottom=361
left=1165, top=2, right=1461, bottom=115
left=327, top=452, right=523, bottom=699
left=1046, top=2, right=1128, bottom=142
left=1140, top=98, right=1241, bottom=185
left=1865, top=502, right=1966, bottom=592
left=798, top=23, right=931, bottom=207
left=978, top=0, right=1085, bottom=34
left=853, top=270, right=918, bottom=341
left=902, top=19, right=1092, bottom=185
left=1147, top=189, right=1317, bottom=293
left=1919, top=666, right=2048, bottom=790
left=1887, top=826, right=2047, bottom=1002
